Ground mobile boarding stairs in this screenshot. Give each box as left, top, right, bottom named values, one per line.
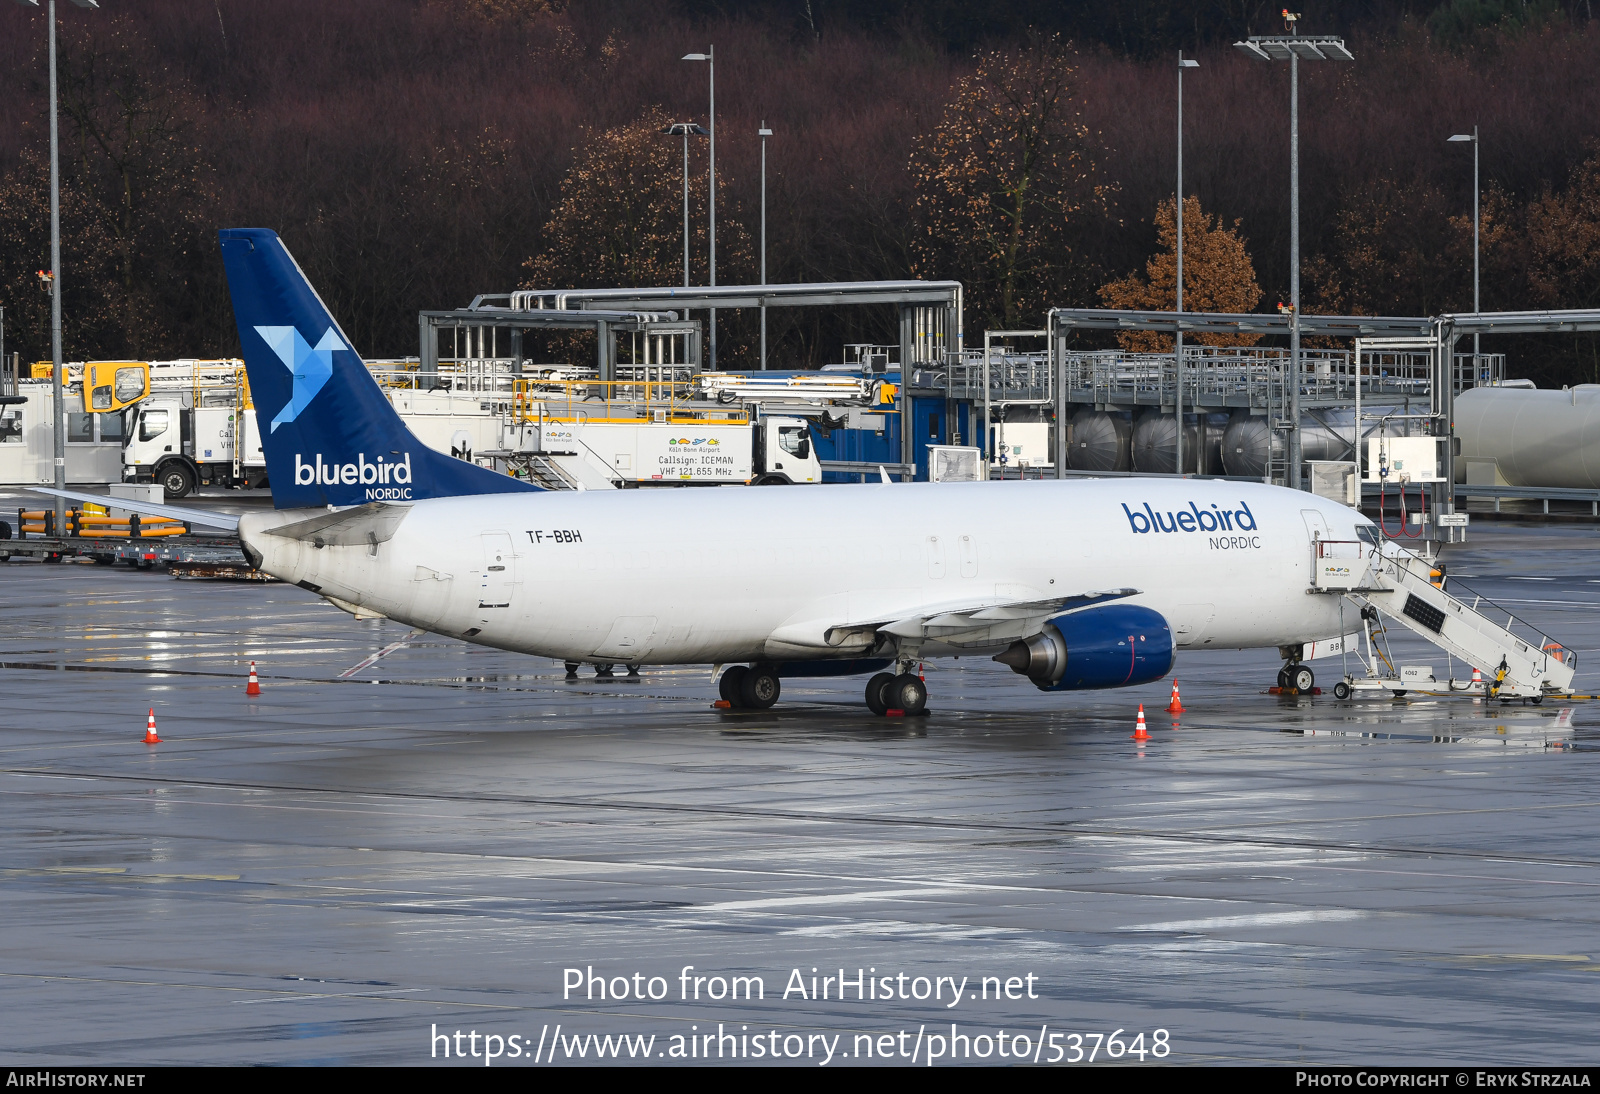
left=1311, top=538, right=1576, bottom=701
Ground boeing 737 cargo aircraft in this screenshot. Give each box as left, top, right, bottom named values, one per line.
left=45, top=229, right=1380, bottom=714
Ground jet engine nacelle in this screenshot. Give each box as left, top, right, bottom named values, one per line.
left=993, top=604, right=1174, bottom=691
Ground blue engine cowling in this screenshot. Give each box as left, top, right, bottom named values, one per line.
left=992, top=604, right=1174, bottom=691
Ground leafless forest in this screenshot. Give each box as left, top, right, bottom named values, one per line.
left=1, top=0, right=1598, bottom=381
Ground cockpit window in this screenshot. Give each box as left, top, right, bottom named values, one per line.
left=1355, top=524, right=1381, bottom=547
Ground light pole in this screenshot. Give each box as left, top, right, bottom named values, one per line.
left=1175, top=53, right=1198, bottom=475
left=1236, top=19, right=1353, bottom=491
left=660, top=123, right=707, bottom=288
left=759, top=122, right=772, bottom=370
left=16, top=0, right=98, bottom=528
left=683, top=48, right=715, bottom=369
left=1449, top=128, right=1481, bottom=380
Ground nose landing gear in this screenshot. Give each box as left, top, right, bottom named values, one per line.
left=1277, top=663, right=1314, bottom=693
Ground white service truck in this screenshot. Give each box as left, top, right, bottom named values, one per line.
left=522, top=415, right=820, bottom=487
left=123, top=398, right=265, bottom=497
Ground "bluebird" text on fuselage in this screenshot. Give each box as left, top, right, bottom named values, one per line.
left=1123, top=501, right=1257, bottom=534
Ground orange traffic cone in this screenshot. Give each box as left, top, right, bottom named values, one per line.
left=1471, top=667, right=1483, bottom=691
left=1165, top=679, right=1186, bottom=714
left=1131, top=704, right=1149, bottom=740
left=246, top=661, right=261, bottom=696
left=143, top=708, right=162, bottom=745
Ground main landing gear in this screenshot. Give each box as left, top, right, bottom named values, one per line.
left=718, top=664, right=782, bottom=710
left=865, top=666, right=927, bottom=716
left=711, top=662, right=930, bottom=715
left=565, top=661, right=641, bottom=681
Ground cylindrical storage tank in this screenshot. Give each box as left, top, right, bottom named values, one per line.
left=1455, top=385, right=1600, bottom=488
left=1197, top=412, right=1229, bottom=475
left=1221, top=413, right=1272, bottom=477
left=1219, top=410, right=1408, bottom=478
left=1298, top=418, right=1354, bottom=464
left=1065, top=408, right=1131, bottom=472
left=1130, top=412, right=1206, bottom=474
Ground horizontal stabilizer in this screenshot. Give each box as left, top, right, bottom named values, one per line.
left=28, top=487, right=239, bottom=531
left=261, top=502, right=411, bottom=546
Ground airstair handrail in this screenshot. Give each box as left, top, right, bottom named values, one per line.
left=1380, top=543, right=1577, bottom=677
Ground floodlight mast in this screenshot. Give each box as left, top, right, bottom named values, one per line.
left=683, top=50, right=716, bottom=368
left=1176, top=53, right=1199, bottom=475
left=13, top=0, right=100, bottom=530
left=1449, top=129, right=1481, bottom=378
left=1235, top=21, right=1354, bottom=491
left=660, top=123, right=707, bottom=288
left=759, top=123, right=773, bottom=370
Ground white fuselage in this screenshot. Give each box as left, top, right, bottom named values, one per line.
left=238, top=478, right=1363, bottom=665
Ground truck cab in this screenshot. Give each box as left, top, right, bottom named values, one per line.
left=752, top=416, right=819, bottom=485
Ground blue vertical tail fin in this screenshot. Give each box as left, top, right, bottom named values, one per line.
left=218, top=228, right=538, bottom=508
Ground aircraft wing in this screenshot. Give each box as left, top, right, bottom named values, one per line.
left=872, top=588, right=1140, bottom=646
left=28, top=487, right=240, bottom=531
left=766, top=588, right=1140, bottom=653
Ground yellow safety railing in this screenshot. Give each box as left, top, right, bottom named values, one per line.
left=511, top=377, right=747, bottom=425
left=17, top=508, right=190, bottom=539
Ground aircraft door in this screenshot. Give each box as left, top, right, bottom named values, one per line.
left=1300, top=509, right=1330, bottom=543
left=479, top=532, right=516, bottom=609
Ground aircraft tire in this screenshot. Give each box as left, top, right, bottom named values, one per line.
left=720, top=666, right=749, bottom=706
left=739, top=667, right=781, bottom=709
left=1289, top=665, right=1314, bottom=693
left=887, top=673, right=927, bottom=714
left=864, top=672, right=895, bottom=716
left=1277, top=667, right=1291, bottom=689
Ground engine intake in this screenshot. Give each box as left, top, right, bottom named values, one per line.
left=993, top=604, right=1174, bottom=691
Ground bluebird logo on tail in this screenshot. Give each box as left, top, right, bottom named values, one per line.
left=219, top=227, right=538, bottom=509
left=254, top=325, right=343, bottom=431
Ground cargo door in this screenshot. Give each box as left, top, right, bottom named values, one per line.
left=478, top=532, right=516, bottom=609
